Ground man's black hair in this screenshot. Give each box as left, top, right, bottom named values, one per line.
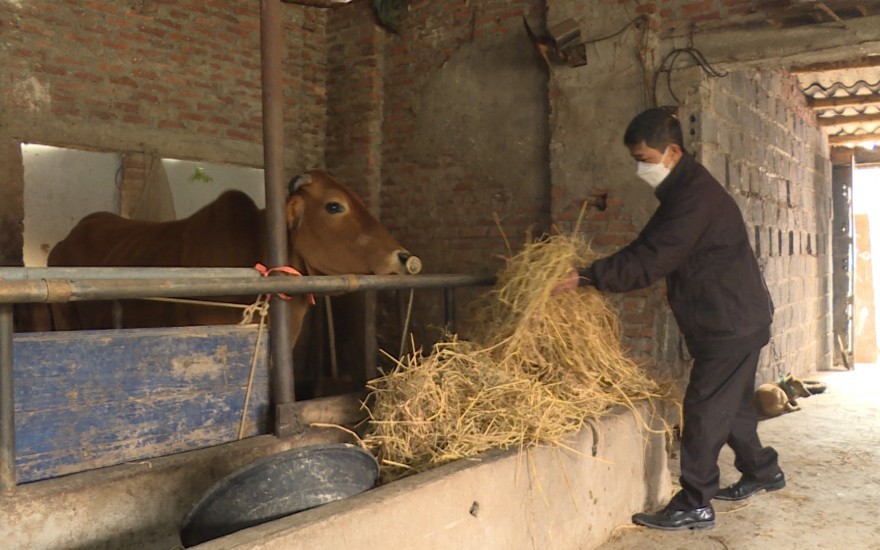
left=623, top=107, right=684, bottom=151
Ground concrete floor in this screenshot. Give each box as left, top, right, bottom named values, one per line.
left=596, top=365, right=880, bottom=550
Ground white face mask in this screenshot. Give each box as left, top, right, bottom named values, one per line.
left=636, top=147, right=671, bottom=188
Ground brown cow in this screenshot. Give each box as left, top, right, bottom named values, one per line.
left=45, top=171, right=418, bottom=351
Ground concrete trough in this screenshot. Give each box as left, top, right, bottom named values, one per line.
left=197, top=406, right=672, bottom=550
left=0, top=397, right=359, bottom=549
left=1, top=397, right=670, bottom=549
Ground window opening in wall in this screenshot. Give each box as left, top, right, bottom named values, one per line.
left=20, top=147, right=269, bottom=267
left=162, top=158, right=265, bottom=218
left=778, top=229, right=783, bottom=256
left=21, top=144, right=121, bottom=267
left=853, top=165, right=880, bottom=364
left=789, top=231, right=794, bottom=256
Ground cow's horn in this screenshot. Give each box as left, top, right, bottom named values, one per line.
left=289, top=174, right=313, bottom=195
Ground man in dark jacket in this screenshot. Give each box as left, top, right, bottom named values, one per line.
left=554, top=108, right=784, bottom=530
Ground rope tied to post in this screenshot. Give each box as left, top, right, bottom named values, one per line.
left=254, top=262, right=315, bottom=305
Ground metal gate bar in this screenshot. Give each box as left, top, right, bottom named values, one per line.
left=0, top=271, right=494, bottom=491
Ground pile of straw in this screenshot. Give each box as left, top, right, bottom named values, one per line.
left=362, top=233, right=666, bottom=479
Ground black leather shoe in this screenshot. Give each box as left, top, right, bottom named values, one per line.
left=632, top=503, right=715, bottom=531
left=715, top=471, right=785, bottom=501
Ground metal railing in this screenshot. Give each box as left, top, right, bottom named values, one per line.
left=0, top=267, right=495, bottom=491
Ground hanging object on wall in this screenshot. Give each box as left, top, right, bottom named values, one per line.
left=371, top=0, right=410, bottom=33
left=189, top=165, right=214, bottom=183
left=522, top=17, right=587, bottom=68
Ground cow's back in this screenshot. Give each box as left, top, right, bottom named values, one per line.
left=48, top=190, right=266, bottom=329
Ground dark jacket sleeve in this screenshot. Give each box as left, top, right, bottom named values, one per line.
left=589, top=186, right=715, bottom=293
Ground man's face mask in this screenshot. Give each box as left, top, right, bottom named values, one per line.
left=636, top=147, right=670, bottom=188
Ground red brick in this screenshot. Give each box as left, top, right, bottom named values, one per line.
left=681, top=0, right=713, bottom=15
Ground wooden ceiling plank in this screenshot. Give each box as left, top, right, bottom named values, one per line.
left=815, top=2, right=849, bottom=26
left=809, top=93, right=880, bottom=109
left=829, top=133, right=880, bottom=145
left=818, top=112, right=880, bottom=126
left=791, top=55, right=880, bottom=72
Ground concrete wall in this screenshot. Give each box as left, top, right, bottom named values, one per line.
left=546, top=1, right=691, bottom=379
left=365, top=0, right=552, bottom=349
left=0, top=402, right=668, bottom=550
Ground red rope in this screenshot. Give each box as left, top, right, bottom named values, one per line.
left=254, top=263, right=316, bottom=305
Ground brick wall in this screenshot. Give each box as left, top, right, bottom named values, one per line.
left=545, top=0, right=684, bottom=375
left=0, top=1, right=328, bottom=185
left=325, top=2, right=384, bottom=206
left=0, top=0, right=836, bottom=385
left=349, top=0, right=551, bottom=348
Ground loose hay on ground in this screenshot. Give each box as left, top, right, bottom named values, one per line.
left=363, top=233, right=670, bottom=480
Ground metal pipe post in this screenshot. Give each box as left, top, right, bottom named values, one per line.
left=261, top=0, right=298, bottom=435
left=0, top=304, right=16, bottom=492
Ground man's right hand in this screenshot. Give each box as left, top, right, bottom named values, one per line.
left=551, top=269, right=581, bottom=295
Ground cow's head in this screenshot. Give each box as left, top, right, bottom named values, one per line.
left=285, top=171, right=419, bottom=276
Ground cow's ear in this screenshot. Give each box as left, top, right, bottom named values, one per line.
left=289, top=174, right=313, bottom=196
left=286, top=195, right=305, bottom=230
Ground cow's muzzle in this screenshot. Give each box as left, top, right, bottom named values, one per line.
left=399, top=252, right=422, bottom=274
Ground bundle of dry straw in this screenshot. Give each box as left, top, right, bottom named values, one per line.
left=362, top=232, right=667, bottom=479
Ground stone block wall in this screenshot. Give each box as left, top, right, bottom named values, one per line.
left=693, top=69, right=833, bottom=381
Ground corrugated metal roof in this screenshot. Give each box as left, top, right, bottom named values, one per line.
left=777, top=2, right=880, bottom=148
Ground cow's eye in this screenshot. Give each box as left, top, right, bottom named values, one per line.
left=325, top=202, right=345, bottom=214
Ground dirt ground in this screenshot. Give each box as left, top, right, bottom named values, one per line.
left=596, top=365, right=880, bottom=550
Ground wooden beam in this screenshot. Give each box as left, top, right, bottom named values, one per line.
left=819, top=112, right=880, bottom=126
left=830, top=133, right=880, bottom=145
left=809, top=93, right=880, bottom=109
left=680, top=14, right=880, bottom=70
left=791, top=55, right=880, bottom=72
left=831, top=145, right=880, bottom=166
left=814, top=2, right=848, bottom=26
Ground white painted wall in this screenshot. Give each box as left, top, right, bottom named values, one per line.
left=162, top=158, right=265, bottom=219
left=853, top=165, right=880, bottom=360
left=22, top=148, right=266, bottom=267
left=22, top=144, right=121, bottom=267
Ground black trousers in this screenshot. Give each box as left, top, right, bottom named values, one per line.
left=674, top=344, right=781, bottom=508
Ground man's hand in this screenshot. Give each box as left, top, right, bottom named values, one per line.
left=551, top=269, right=581, bottom=295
